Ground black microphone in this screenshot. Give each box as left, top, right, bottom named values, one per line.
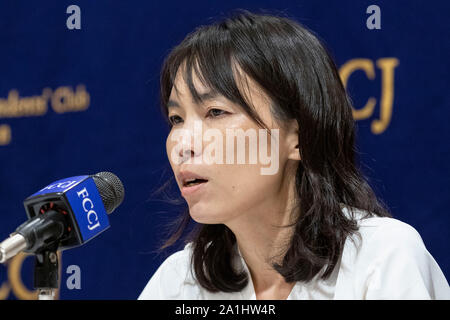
left=0, top=172, right=124, bottom=263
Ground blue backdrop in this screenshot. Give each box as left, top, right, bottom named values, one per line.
left=0, top=0, right=448, bottom=299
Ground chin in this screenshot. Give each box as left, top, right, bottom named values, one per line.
left=188, top=203, right=226, bottom=224
left=189, top=211, right=220, bottom=224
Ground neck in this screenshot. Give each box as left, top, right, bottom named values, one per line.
left=225, top=163, right=298, bottom=297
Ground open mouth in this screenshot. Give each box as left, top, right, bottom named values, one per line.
left=183, top=178, right=208, bottom=187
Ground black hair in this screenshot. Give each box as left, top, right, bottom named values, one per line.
left=157, top=9, right=391, bottom=292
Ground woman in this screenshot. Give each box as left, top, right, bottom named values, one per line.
left=138, top=10, right=449, bottom=299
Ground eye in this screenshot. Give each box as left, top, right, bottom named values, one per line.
left=206, top=108, right=228, bottom=118
left=168, top=115, right=183, bottom=125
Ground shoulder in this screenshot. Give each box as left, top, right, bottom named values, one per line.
left=138, top=243, right=196, bottom=300
left=340, top=206, right=450, bottom=299
left=359, top=213, right=425, bottom=249
left=344, top=206, right=431, bottom=265
left=342, top=206, right=425, bottom=252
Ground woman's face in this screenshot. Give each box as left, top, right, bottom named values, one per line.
left=166, top=67, right=299, bottom=225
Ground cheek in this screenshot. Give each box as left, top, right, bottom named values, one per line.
left=212, top=165, right=281, bottom=209
left=189, top=166, right=280, bottom=224
left=166, top=132, right=177, bottom=167
left=166, top=135, right=171, bottom=161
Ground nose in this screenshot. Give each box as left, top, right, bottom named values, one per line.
left=179, top=144, right=195, bottom=159
left=174, top=120, right=203, bottom=164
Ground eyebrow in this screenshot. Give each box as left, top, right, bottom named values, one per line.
left=167, top=91, right=221, bottom=109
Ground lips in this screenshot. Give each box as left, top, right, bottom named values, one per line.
left=178, top=170, right=209, bottom=196
left=178, top=170, right=208, bottom=186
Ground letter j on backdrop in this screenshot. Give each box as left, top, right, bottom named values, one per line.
left=66, top=5, right=81, bottom=30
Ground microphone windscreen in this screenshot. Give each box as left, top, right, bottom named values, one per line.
left=91, top=172, right=125, bottom=214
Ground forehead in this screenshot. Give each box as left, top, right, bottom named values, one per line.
left=168, top=68, right=230, bottom=111
left=168, top=62, right=270, bottom=109
left=170, top=64, right=213, bottom=100
left=165, top=60, right=277, bottom=129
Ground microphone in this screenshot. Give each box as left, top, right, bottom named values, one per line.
left=0, top=171, right=124, bottom=264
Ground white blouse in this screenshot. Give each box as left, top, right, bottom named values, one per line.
left=138, top=207, right=450, bottom=299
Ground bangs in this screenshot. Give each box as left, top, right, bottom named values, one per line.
left=160, top=24, right=268, bottom=129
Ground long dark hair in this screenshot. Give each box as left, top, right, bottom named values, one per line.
left=156, top=10, right=391, bottom=292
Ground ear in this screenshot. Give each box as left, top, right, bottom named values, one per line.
left=286, top=119, right=301, bottom=161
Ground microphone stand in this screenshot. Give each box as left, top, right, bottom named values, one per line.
left=34, top=244, right=59, bottom=300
